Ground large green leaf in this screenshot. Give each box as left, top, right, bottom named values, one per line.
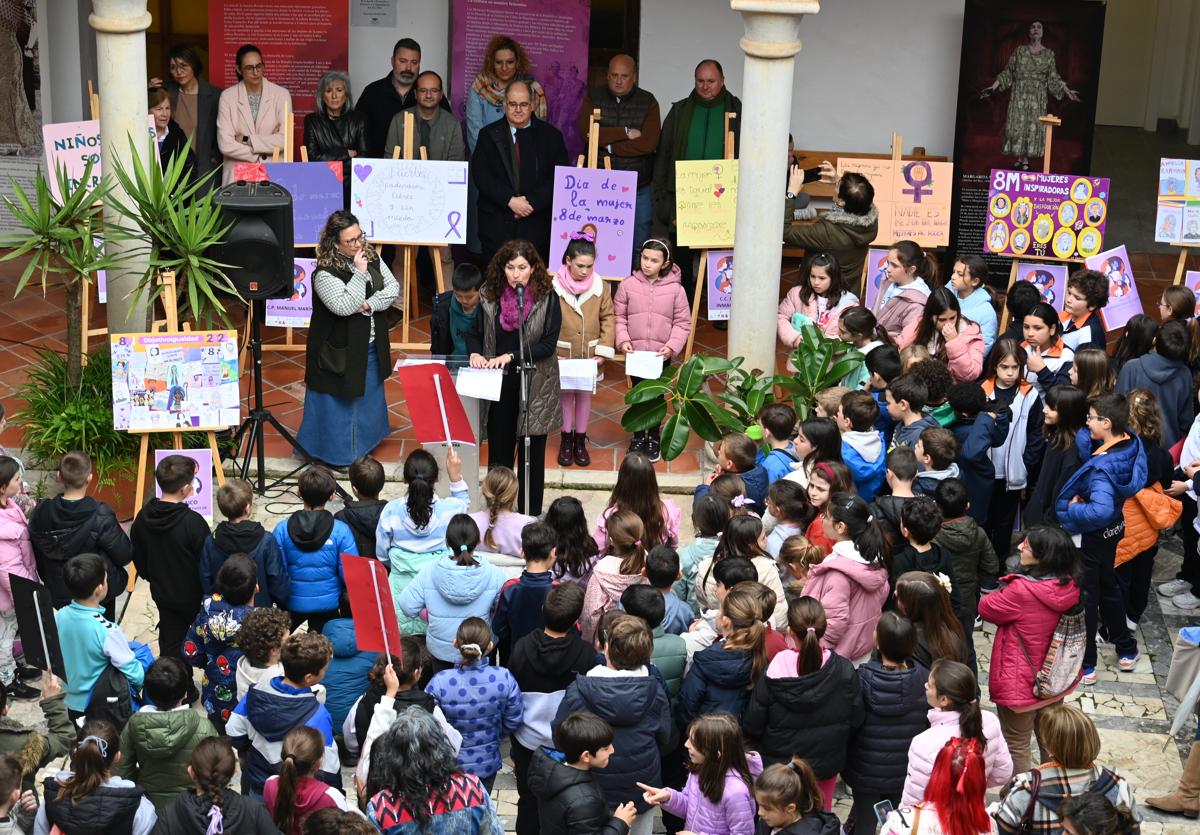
left=681, top=398, right=722, bottom=442
left=694, top=394, right=744, bottom=431
left=621, top=398, right=669, bottom=432
left=661, top=410, right=691, bottom=461
left=626, top=378, right=673, bottom=405
left=676, top=356, right=708, bottom=398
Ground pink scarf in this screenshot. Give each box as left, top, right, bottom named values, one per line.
left=554, top=263, right=593, bottom=296
left=499, top=284, right=533, bottom=331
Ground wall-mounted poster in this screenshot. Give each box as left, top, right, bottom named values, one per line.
left=1015, top=262, right=1067, bottom=313
left=985, top=169, right=1109, bottom=260
left=706, top=250, right=733, bottom=321
left=950, top=1, right=1107, bottom=280
left=1155, top=158, right=1200, bottom=244
left=549, top=166, right=638, bottom=277
left=110, top=331, right=240, bottom=431
left=1084, top=245, right=1142, bottom=331
left=265, top=258, right=317, bottom=328
left=836, top=158, right=954, bottom=247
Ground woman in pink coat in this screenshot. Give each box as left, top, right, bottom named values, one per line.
left=978, top=524, right=1082, bottom=774
left=902, top=659, right=1012, bottom=806
left=778, top=252, right=860, bottom=350
left=216, top=45, right=293, bottom=184
left=897, top=287, right=985, bottom=383
left=802, top=492, right=889, bottom=664
left=0, top=457, right=38, bottom=689
left=872, top=240, right=934, bottom=341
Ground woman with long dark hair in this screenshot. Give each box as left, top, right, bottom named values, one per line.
left=296, top=210, right=399, bottom=468
left=468, top=239, right=562, bottom=515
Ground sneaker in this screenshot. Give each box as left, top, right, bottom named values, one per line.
left=1118, top=652, right=1141, bottom=672
left=5, top=680, right=39, bottom=700
left=645, top=432, right=661, bottom=463
left=1158, top=579, right=1192, bottom=597
left=1173, top=591, right=1200, bottom=610
left=14, top=665, right=40, bottom=681
left=1080, top=667, right=1097, bottom=686
left=628, top=431, right=647, bottom=456
left=974, top=615, right=983, bottom=629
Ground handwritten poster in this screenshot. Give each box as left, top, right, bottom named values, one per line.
left=1155, top=158, right=1200, bottom=244
left=863, top=248, right=890, bottom=311
left=42, top=120, right=101, bottom=201
left=350, top=159, right=468, bottom=245
left=234, top=161, right=344, bottom=246
left=110, top=331, right=240, bottom=431
left=265, top=258, right=317, bottom=328
left=836, top=158, right=954, bottom=247
left=1015, top=262, right=1067, bottom=313
left=1084, top=245, right=1142, bottom=331
left=675, top=159, right=738, bottom=247
left=985, top=169, right=1110, bottom=260
left=153, top=449, right=214, bottom=521
left=549, top=167, right=638, bottom=277
left=706, top=250, right=733, bottom=321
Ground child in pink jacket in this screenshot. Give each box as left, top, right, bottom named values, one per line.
left=872, top=241, right=935, bottom=341
left=614, top=239, right=691, bottom=461
left=802, top=492, right=890, bottom=664
left=0, top=456, right=39, bottom=689
left=897, top=287, right=986, bottom=383
left=778, top=252, right=860, bottom=348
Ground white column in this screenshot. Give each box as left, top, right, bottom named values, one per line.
left=728, top=0, right=819, bottom=373
left=91, top=0, right=152, bottom=332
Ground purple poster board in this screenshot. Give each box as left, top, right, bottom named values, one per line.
left=863, top=248, right=890, bottom=312
left=265, top=258, right=317, bottom=328
left=1015, top=262, right=1067, bottom=313
left=549, top=167, right=638, bottom=277
left=262, top=162, right=344, bottom=246
left=154, top=448, right=214, bottom=520
left=450, top=0, right=590, bottom=159
left=1186, top=271, right=1200, bottom=304
left=1084, top=245, right=1143, bottom=331
left=985, top=169, right=1110, bottom=260
left=706, top=250, right=733, bottom=321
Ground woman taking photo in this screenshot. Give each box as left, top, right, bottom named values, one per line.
left=465, top=35, right=547, bottom=152
left=296, top=211, right=399, bottom=469
left=304, top=70, right=368, bottom=205
left=152, top=44, right=221, bottom=190
left=978, top=524, right=1082, bottom=773
left=468, top=239, right=562, bottom=516
left=216, top=44, right=292, bottom=184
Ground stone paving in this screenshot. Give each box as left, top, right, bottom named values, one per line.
left=10, top=478, right=1200, bottom=832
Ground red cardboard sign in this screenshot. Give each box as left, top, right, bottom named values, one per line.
left=395, top=363, right=477, bottom=446
left=341, top=554, right=402, bottom=661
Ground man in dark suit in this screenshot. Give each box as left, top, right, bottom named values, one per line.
left=471, top=80, right=568, bottom=266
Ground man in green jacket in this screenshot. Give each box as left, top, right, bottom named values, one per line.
left=0, top=673, right=74, bottom=792
left=783, top=169, right=879, bottom=290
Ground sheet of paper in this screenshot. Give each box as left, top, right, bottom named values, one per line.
left=455, top=367, right=504, bottom=402
left=558, top=359, right=598, bottom=393
left=625, top=351, right=665, bottom=380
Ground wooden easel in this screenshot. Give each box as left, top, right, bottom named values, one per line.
left=131, top=270, right=228, bottom=512
left=80, top=84, right=108, bottom=361
left=683, top=113, right=737, bottom=360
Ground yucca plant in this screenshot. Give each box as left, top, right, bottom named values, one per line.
left=108, top=136, right=238, bottom=326
left=0, top=159, right=114, bottom=388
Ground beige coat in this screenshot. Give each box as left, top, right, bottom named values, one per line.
left=554, top=273, right=616, bottom=376
left=216, top=79, right=292, bottom=184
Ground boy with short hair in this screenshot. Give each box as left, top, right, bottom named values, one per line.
left=910, top=358, right=956, bottom=428
left=887, top=374, right=938, bottom=450
left=682, top=557, right=757, bottom=659
left=695, top=433, right=768, bottom=507
left=184, top=553, right=258, bottom=730
left=913, top=427, right=960, bottom=497
left=509, top=583, right=598, bottom=835
left=1055, top=392, right=1145, bottom=681
left=492, top=521, right=557, bottom=660
left=528, top=712, right=637, bottom=835
left=890, top=497, right=958, bottom=612
left=55, top=553, right=146, bottom=721
left=837, top=390, right=886, bottom=502
left=28, top=450, right=132, bottom=620
left=642, top=545, right=692, bottom=636
left=1116, top=319, right=1195, bottom=448
left=933, top=478, right=999, bottom=665
left=620, top=584, right=686, bottom=701
left=116, top=656, right=216, bottom=810
left=756, top=403, right=799, bottom=485
left=815, top=386, right=850, bottom=420
left=334, top=455, right=389, bottom=560
left=0, top=752, right=34, bottom=834
left=1061, top=268, right=1109, bottom=349
left=234, top=606, right=292, bottom=700
left=273, top=466, right=357, bottom=633
left=869, top=446, right=919, bottom=547
left=431, top=263, right=484, bottom=356
left=866, top=344, right=902, bottom=444
left=946, top=382, right=1010, bottom=525
left=200, top=477, right=290, bottom=608
left=227, top=630, right=341, bottom=799
left=130, top=454, right=212, bottom=658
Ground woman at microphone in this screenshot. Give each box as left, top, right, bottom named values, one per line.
left=468, top=239, right=562, bottom=515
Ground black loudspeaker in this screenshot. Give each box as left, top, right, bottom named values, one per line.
left=212, top=181, right=295, bottom=300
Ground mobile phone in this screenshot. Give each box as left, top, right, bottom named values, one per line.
left=874, top=799, right=896, bottom=824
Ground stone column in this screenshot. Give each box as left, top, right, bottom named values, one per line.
left=728, top=0, right=819, bottom=374
left=90, top=0, right=152, bottom=332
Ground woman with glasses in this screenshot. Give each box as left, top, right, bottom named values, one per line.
left=150, top=44, right=221, bottom=191
left=216, top=44, right=293, bottom=184
left=304, top=70, right=367, bottom=206
left=296, top=210, right=399, bottom=469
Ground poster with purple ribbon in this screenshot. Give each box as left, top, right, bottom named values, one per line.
left=261, top=162, right=344, bottom=246
left=450, top=0, right=590, bottom=160
left=154, top=448, right=214, bottom=521
left=265, top=258, right=317, bottom=328
left=350, top=159, right=468, bottom=245
left=706, top=250, right=733, bottom=321
left=549, top=167, right=638, bottom=277
left=1084, top=245, right=1143, bottom=331
left=1015, top=262, right=1067, bottom=313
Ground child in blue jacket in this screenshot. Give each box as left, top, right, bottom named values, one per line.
left=837, top=390, right=886, bottom=502
left=756, top=404, right=800, bottom=486
left=184, top=554, right=256, bottom=731
left=945, top=382, right=1010, bottom=525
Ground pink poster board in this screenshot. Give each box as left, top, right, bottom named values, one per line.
left=1084, top=245, right=1143, bottom=330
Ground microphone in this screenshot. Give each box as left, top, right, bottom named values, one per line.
left=515, top=284, right=525, bottom=310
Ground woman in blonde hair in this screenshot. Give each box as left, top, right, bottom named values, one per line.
left=469, top=466, right=534, bottom=555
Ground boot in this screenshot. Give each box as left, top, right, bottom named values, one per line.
left=629, top=431, right=647, bottom=455
left=557, top=431, right=575, bottom=467
left=1147, top=741, right=1200, bottom=818
left=574, top=432, right=591, bottom=467
left=645, top=426, right=662, bottom=462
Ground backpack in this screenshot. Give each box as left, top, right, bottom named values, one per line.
left=1017, top=602, right=1086, bottom=699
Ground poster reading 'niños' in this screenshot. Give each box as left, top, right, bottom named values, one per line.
left=985, top=169, right=1109, bottom=260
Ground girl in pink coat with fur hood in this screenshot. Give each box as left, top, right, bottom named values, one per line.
left=0, top=457, right=39, bottom=687
left=802, top=492, right=890, bottom=665
left=897, top=287, right=986, bottom=383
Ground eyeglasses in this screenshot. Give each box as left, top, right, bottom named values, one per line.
left=168, top=62, right=191, bottom=73
left=506, top=101, right=533, bottom=110
left=241, top=63, right=264, bottom=74
left=340, top=234, right=364, bottom=246
left=1085, top=413, right=1107, bottom=423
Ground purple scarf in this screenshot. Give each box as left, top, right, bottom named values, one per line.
left=499, top=283, right=534, bottom=331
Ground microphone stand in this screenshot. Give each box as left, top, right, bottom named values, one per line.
left=514, top=285, right=533, bottom=513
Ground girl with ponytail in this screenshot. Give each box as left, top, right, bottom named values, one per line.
left=802, top=492, right=891, bottom=664
left=377, top=447, right=470, bottom=639
left=902, top=659, right=1012, bottom=806
left=754, top=757, right=841, bottom=834
left=38, top=719, right=158, bottom=834
left=677, top=584, right=768, bottom=726
left=397, top=513, right=505, bottom=671
left=840, top=305, right=895, bottom=392
left=696, top=514, right=788, bottom=627
left=873, top=240, right=935, bottom=341
left=155, top=737, right=279, bottom=834
left=744, top=596, right=863, bottom=812
left=469, top=466, right=534, bottom=555
left=264, top=727, right=355, bottom=834
left=882, top=737, right=992, bottom=835
left=581, top=509, right=650, bottom=643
